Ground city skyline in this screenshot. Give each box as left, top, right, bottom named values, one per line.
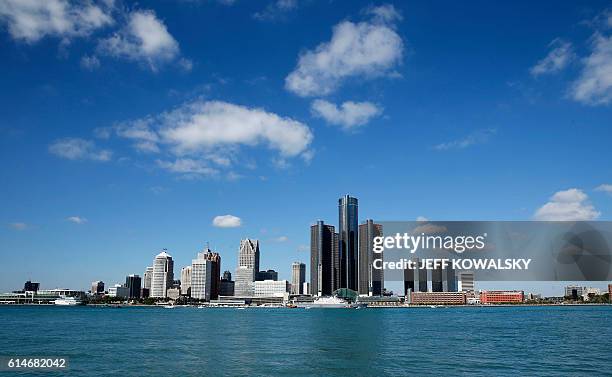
left=1, top=1, right=612, bottom=295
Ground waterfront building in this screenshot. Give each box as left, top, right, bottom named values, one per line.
left=339, top=195, right=359, bottom=291
left=303, top=282, right=310, bottom=295
left=291, top=262, right=306, bottom=295
left=198, top=248, right=221, bottom=299
left=235, top=239, right=260, bottom=297
left=480, top=290, right=524, bottom=304
left=410, top=292, right=467, bottom=305
left=108, top=284, right=129, bottom=298
left=358, top=220, right=384, bottom=296
left=220, top=279, right=235, bottom=296
left=24, top=280, right=40, bottom=292
left=181, top=266, right=192, bottom=296
left=151, top=250, right=174, bottom=298
left=310, top=221, right=338, bottom=296
left=564, top=285, right=585, bottom=299
left=141, top=288, right=149, bottom=298
left=191, top=254, right=212, bottom=301
left=125, top=275, right=141, bottom=299
left=254, top=280, right=289, bottom=298
left=403, top=263, right=415, bottom=296
left=609, top=284, right=612, bottom=302
left=458, top=271, right=475, bottom=293
left=143, top=266, right=153, bottom=290
left=167, top=287, right=181, bottom=300
left=91, top=281, right=104, bottom=295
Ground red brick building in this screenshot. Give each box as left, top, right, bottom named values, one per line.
left=480, top=290, right=524, bottom=304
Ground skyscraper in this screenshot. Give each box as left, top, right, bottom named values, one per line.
left=310, top=221, right=338, bottom=296
left=339, top=195, right=358, bottom=291
left=234, top=239, right=260, bottom=296
left=445, top=266, right=456, bottom=292
left=191, top=254, right=212, bottom=301
left=359, top=220, right=384, bottom=296
left=151, top=250, right=174, bottom=298
left=458, top=271, right=475, bottom=293
left=291, top=262, right=306, bottom=295
left=432, top=265, right=443, bottom=292
left=125, top=275, right=141, bottom=299
left=197, top=248, right=221, bottom=300
left=180, top=266, right=192, bottom=296
left=91, top=281, right=104, bottom=295
left=143, top=266, right=153, bottom=290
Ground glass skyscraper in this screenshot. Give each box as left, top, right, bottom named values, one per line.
left=310, top=221, right=338, bottom=296
left=338, top=195, right=358, bottom=291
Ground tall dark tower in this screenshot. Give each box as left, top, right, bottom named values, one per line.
left=310, top=221, right=338, bottom=296
left=339, top=195, right=359, bottom=291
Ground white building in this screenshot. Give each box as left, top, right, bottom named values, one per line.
left=291, top=262, right=306, bottom=295
left=151, top=250, right=174, bottom=298
left=181, top=266, right=192, bottom=296
left=254, top=280, right=289, bottom=297
left=302, top=282, right=310, bottom=296
left=191, top=256, right=212, bottom=301
left=458, top=271, right=475, bottom=293
left=143, top=266, right=153, bottom=290
left=234, top=239, right=260, bottom=296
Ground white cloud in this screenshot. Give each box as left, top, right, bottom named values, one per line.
left=285, top=6, right=403, bottom=97
left=80, top=54, right=100, bottom=70
left=49, top=137, right=112, bottom=161
left=97, top=10, right=180, bottom=71
left=0, top=0, right=113, bottom=43
left=271, top=235, right=289, bottom=242
left=212, top=214, right=242, bottom=228
left=311, top=99, right=382, bottom=129
left=364, top=4, right=403, bottom=24
left=66, top=216, right=87, bottom=224
left=433, top=129, right=496, bottom=151
left=530, top=39, right=574, bottom=77
left=571, top=33, right=612, bottom=105
left=117, top=100, right=313, bottom=164
left=8, top=222, right=28, bottom=231
left=534, top=188, right=600, bottom=221
left=595, top=184, right=612, bottom=194
left=156, top=158, right=218, bottom=178
left=253, top=0, right=298, bottom=21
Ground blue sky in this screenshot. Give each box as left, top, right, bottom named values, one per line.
left=1, top=0, right=612, bottom=295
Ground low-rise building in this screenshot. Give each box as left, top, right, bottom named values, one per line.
left=480, top=290, right=524, bottom=304
left=410, top=291, right=466, bottom=305
left=254, top=280, right=289, bottom=297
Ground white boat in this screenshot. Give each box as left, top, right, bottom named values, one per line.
left=297, top=296, right=350, bottom=309
left=53, top=296, right=83, bottom=306
left=163, top=305, right=175, bottom=309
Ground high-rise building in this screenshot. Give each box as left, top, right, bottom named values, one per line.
left=256, top=269, right=278, bottom=281
left=91, top=281, right=104, bottom=295
left=24, top=280, right=40, bottom=292
left=151, top=250, right=174, bottom=298
left=403, top=264, right=415, bottom=296
left=143, top=266, right=153, bottom=290
left=191, top=254, right=212, bottom=301
left=223, top=270, right=232, bottom=281
left=565, top=285, right=585, bottom=299
left=359, top=220, right=384, bottom=296
left=431, top=265, right=443, bottom=292
left=339, top=195, right=358, bottom=291
left=180, top=266, right=192, bottom=296
left=125, top=275, right=141, bottom=299
left=234, top=239, right=260, bottom=296
left=458, top=271, right=475, bottom=293
left=310, top=221, right=339, bottom=296
left=198, top=248, right=221, bottom=299
left=445, top=266, right=456, bottom=292
left=417, top=259, right=427, bottom=292
left=608, top=284, right=612, bottom=303
left=291, top=262, right=306, bottom=295
left=220, top=271, right=235, bottom=296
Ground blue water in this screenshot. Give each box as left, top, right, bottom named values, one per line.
left=0, top=306, right=611, bottom=376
